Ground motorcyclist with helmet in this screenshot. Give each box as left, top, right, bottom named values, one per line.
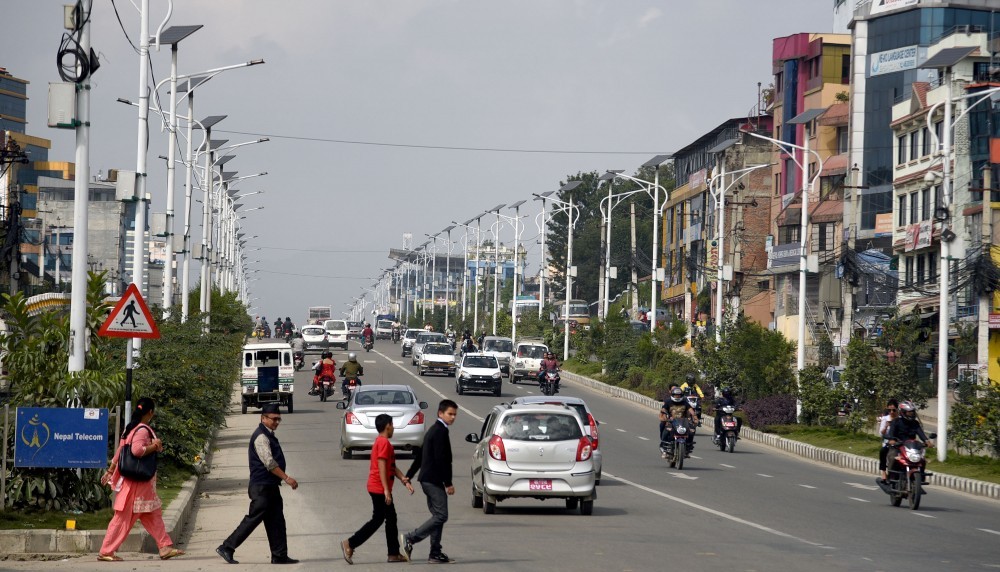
left=361, top=323, right=375, bottom=346
left=884, top=401, right=933, bottom=474
left=283, top=316, right=294, bottom=337
left=659, top=386, right=699, bottom=457
left=312, top=351, right=337, bottom=396
left=537, top=351, right=561, bottom=392
left=713, top=386, right=742, bottom=442
left=339, top=352, right=364, bottom=397
left=680, top=373, right=704, bottom=398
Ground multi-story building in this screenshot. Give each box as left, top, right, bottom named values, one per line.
left=768, top=32, right=851, bottom=358
left=0, top=67, right=27, bottom=134
left=661, top=116, right=773, bottom=334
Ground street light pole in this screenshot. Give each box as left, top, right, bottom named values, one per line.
left=545, top=182, right=582, bottom=360
left=489, top=204, right=506, bottom=335
left=535, top=193, right=553, bottom=319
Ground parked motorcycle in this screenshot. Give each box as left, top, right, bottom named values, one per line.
left=539, top=369, right=560, bottom=396
left=342, top=375, right=361, bottom=402
left=660, top=417, right=694, bottom=470
left=713, top=404, right=739, bottom=453
left=877, top=433, right=936, bottom=510
left=293, top=351, right=304, bottom=371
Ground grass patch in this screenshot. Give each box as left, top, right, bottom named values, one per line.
left=765, top=425, right=1000, bottom=484
left=563, top=360, right=604, bottom=379
left=0, top=462, right=193, bottom=531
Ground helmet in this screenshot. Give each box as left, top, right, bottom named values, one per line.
left=898, top=400, right=917, bottom=419
left=669, top=387, right=685, bottom=404
left=685, top=373, right=696, bottom=384
left=365, top=323, right=371, bottom=328
left=285, top=317, right=290, bottom=321
left=721, top=387, right=733, bottom=399
left=348, top=352, right=357, bottom=362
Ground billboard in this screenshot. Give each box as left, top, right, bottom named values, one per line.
left=869, top=0, right=919, bottom=16
left=15, top=407, right=109, bottom=469
left=869, top=45, right=919, bottom=77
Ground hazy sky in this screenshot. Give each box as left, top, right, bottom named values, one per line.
left=3, top=1, right=832, bottom=322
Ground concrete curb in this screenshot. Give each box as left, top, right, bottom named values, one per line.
left=561, top=370, right=1000, bottom=501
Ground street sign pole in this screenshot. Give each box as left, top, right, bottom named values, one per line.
left=98, top=283, right=161, bottom=427
left=125, top=339, right=134, bottom=426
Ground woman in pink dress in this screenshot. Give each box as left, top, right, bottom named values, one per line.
left=98, top=398, right=185, bottom=562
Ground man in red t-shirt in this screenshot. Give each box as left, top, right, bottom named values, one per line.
left=341, top=414, right=414, bottom=564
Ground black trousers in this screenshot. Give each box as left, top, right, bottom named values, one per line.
left=348, top=492, right=400, bottom=554
left=223, top=483, right=288, bottom=558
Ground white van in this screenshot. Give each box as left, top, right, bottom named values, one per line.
left=241, top=342, right=295, bottom=414
left=323, top=319, right=350, bottom=350
left=510, top=340, right=549, bottom=383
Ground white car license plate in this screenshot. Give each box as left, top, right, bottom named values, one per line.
left=529, top=479, right=552, bottom=491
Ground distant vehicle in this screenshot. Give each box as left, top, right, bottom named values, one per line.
left=307, top=306, right=332, bottom=325
left=336, top=385, right=428, bottom=459
left=401, top=328, right=425, bottom=357
left=300, top=325, right=330, bottom=354
left=375, top=319, right=394, bottom=340
left=323, top=319, right=349, bottom=350
left=553, top=299, right=591, bottom=329
left=240, top=342, right=295, bottom=414
left=419, top=342, right=457, bottom=377
left=456, top=353, right=502, bottom=396
left=346, top=321, right=364, bottom=341
left=481, top=336, right=514, bottom=375
left=412, top=332, right=448, bottom=366
left=509, top=296, right=541, bottom=320
left=510, top=341, right=548, bottom=383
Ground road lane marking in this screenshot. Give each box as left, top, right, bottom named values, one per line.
left=637, top=436, right=650, bottom=441
left=690, top=455, right=702, bottom=459
left=844, top=482, right=879, bottom=491
left=798, top=485, right=816, bottom=489
left=373, top=348, right=485, bottom=422
left=977, top=528, right=1000, bottom=536
left=669, top=472, right=698, bottom=480
left=364, top=360, right=376, bottom=363
left=719, top=463, right=735, bottom=469
left=615, top=428, right=627, bottom=433
left=757, top=474, right=773, bottom=478
left=605, top=472, right=827, bottom=548
left=848, top=497, right=870, bottom=503
left=912, top=513, right=935, bottom=519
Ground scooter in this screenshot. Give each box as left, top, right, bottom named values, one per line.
left=660, top=417, right=694, bottom=470
left=877, top=433, right=936, bottom=510
left=293, top=351, right=304, bottom=371
left=712, top=405, right=740, bottom=453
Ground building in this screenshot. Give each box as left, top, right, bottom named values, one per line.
left=768, top=32, right=851, bottom=359
left=0, top=68, right=27, bottom=134
left=660, top=115, right=774, bottom=334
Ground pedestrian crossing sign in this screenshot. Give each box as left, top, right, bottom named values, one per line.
left=98, top=283, right=161, bottom=339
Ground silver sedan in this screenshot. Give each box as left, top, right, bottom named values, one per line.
left=336, top=385, right=428, bottom=459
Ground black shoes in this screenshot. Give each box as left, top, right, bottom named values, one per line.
left=400, top=533, right=413, bottom=562
left=428, top=552, right=455, bottom=564
left=216, top=546, right=239, bottom=565
left=271, top=555, right=300, bottom=564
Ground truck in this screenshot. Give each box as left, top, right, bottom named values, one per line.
left=307, top=306, right=332, bottom=326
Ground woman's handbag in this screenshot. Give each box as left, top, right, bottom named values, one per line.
left=118, top=426, right=157, bottom=482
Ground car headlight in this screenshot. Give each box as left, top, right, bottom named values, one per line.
left=460, top=372, right=470, bottom=379
left=492, top=372, right=501, bottom=379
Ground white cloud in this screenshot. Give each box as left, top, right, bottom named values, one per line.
left=637, top=7, right=662, bottom=28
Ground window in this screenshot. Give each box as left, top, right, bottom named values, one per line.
left=928, top=253, right=936, bottom=282
left=836, top=126, right=849, bottom=154
left=910, top=192, right=918, bottom=224
left=898, top=195, right=907, bottom=226
left=916, top=254, right=926, bottom=286
left=816, top=222, right=835, bottom=252
left=905, top=256, right=914, bottom=286
left=779, top=225, right=800, bottom=244
left=775, top=124, right=781, bottom=141
left=921, top=188, right=930, bottom=220
left=841, top=54, right=851, bottom=84
left=934, top=121, right=943, bottom=149
left=909, top=131, right=919, bottom=161
left=897, top=135, right=907, bottom=164
left=776, top=72, right=783, bottom=94
left=775, top=173, right=781, bottom=197
left=921, top=126, right=930, bottom=157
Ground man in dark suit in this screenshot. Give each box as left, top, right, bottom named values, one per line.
left=217, top=404, right=299, bottom=565
left=401, top=399, right=458, bottom=564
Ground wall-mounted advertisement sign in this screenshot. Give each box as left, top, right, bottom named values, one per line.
left=869, top=45, right=919, bottom=77
left=869, top=0, right=919, bottom=16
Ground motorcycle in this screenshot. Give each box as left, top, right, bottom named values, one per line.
left=539, top=369, right=560, bottom=396
left=316, top=376, right=335, bottom=402
left=877, top=433, right=936, bottom=510
left=660, top=417, right=694, bottom=470
left=293, top=351, right=304, bottom=371
left=263, top=325, right=271, bottom=338
left=253, top=326, right=265, bottom=339
left=342, top=376, right=361, bottom=402
left=713, top=405, right=739, bottom=453
left=363, top=336, right=374, bottom=352
left=447, top=332, right=456, bottom=350
left=391, top=327, right=401, bottom=344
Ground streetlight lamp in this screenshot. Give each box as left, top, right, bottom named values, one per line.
left=535, top=181, right=582, bottom=360
left=742, top=108, right=826, bottom=420
left=452, top=218, right=479, bottom=323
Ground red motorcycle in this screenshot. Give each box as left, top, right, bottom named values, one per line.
left=877, top=433, right=936, bottom=510
left=342, top=375, right=361, bottom=402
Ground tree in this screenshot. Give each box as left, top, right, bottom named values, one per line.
left=694, top=312, right=795, bottom=401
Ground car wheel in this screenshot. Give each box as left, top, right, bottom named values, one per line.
left=287, top=396, right=293, bottom=414
left=482, top=493, right=496, bottom=514
left=580, top=499, right=594, bottom=515
left=595, top=473, right=601, bottom=486
left=241, top=399, right=248, bottom=415
left=565, top=498, right=579, bottom=510
left=472, top=487, right=483, bottom=509
left=418, top=369, right=424, bottom=376
left=493, top=386, right=501, bottom=397
left=341, top=448, right=351, bottom=460
left=456, top=384, right=464, bottom=395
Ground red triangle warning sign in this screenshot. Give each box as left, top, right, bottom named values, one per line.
left=98, top=283, right=161, bottom=339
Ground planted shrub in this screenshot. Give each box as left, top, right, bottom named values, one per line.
left=742, top=394, right=797, bottom=429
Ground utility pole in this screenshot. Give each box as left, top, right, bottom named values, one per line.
left=978, top=166, right=992, bottom=387
left=630, top=201, right=638, bottom=315
left=598, top=214, right=606, bottom=321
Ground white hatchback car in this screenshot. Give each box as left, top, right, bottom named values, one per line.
left=511, top=395, right=602, bottom=484
left=323, top=319, right=349, bottom=351
left=300, top=325, right=330, bottom=354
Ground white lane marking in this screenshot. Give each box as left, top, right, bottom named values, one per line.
left=605, top=472, right=827, bottom=548
left=848, top=497, right=870, bottom=503
left=690, top=455, right=702, bottom=460
left=798, top=484, right=817, bottom=489
left=364, top=360, right=376, bottom=364
left=637, top=436, right=650, bottom=441
left=977, top=528, right=1000, bottom=536
left=757, top=474, right=773, bottom=478
left=912, top=513, right=935, bottom=519
left=719, top=463, right=735, bottom=469
left=669, top=472, right=698, bottom=480
left=844, top=482, right=879, bottom=491
left=374, top=348, right=485, bottom=422
left=615, top=428, right=627, bottom=433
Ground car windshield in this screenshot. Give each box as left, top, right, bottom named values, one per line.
left=417, top=333, right=446, bottom=343
left=325, top=320, right=347, bottom=331
left=425, top=344, right=453, bottom=355
left=484, top=339, right=513, bottom=353
left=517, top=345, right=546, bottom=359
left=498, top=413, right=582, bottom=441
left=353, top=390, right=414, bottom=406
left=348, top=322, right=362, bottom=329
left=377, top=320, right=393, bottom=328
left=302, top=327, right=325, bottom=336
left=464, top=356, right=498, bottom=369
left=404, top=330, right=423, bottom=340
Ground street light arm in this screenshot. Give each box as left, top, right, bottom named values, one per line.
left=742, top=130, right=823, bottom=191
left=609, top=172, right=670, bottom=208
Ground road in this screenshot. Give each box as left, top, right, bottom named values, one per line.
left=7, top=340, right=1000, bottom=571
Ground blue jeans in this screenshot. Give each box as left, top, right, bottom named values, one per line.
left=407, top=483, right=448, bottom=556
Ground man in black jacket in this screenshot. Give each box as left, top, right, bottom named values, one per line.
left=217, top=404, right=299, bottom=565
left=401, top=400, right=458, bottom=564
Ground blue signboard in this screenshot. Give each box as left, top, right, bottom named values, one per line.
left=14, top=407, right=109, bottom=469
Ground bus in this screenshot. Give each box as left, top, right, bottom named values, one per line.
left=509, top=296, right=541, bottom=320
left=307, top=306, right=332, bottom=325
left=553, top=299, right=591, bottom=330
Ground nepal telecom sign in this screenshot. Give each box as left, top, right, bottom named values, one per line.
left=869, top=45, right=919, bottom=77
left=14, top=408, right=109, bottom=468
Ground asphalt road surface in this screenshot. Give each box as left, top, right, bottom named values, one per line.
left=6, top=340, right=1000, bottom=571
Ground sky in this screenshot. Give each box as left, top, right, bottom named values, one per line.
left=2, top=0, right=833, bottom=323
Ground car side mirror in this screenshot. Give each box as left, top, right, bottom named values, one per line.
left=419, top=401, right=429, bottom=410
left=465, top=433, right=480, bottom=443
left=336, top=401, right=347, bottom=410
